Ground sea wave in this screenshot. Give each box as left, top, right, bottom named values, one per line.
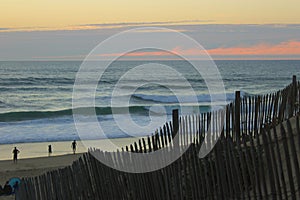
left=0, top=91, right=247, bottom=122
left=0, top=104, right=214, bottom=122
left=131, top=92, right=241, bottom=104
left=0, top=106, right=149, bottom=122
left=1, top=77, right=74, bottom=86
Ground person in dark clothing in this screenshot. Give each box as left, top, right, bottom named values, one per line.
left=71, top=140, right=77, bottom=154
left=3, top=181, right=12, bottom=195
left=12, top=181, right=19, bottom=194
left=48, top=145, right=52, bottom=156
left=0, top=184, right=3, bottom=195
left=12, top=147, right=20, bottom=163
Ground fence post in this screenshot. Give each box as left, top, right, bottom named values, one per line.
left=235, top=91, right=241, bottom=141
left=292, top=75, right=297, bottom=116
left=172, top=109, right=179, bottom=138
left=293, top=75, right=297, bottom=88
left=172, top=109, right=180, bottom=150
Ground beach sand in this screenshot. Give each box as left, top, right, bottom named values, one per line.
left=0, top=153, right=83, bottom=200
left=0, top=137, right=140, bottom=199
left=0, top=137, right=140, bottom=160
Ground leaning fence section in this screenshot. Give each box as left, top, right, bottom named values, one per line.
left=16, top=116, right=300, bottom=199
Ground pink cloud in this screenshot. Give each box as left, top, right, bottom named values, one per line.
left=97, top=40, right=300, bottom=59
left=99, top=51, right=173, bottom=57
left=207, top=41, right=300, bottom=55
left=98, top=46, right=206, bottom=58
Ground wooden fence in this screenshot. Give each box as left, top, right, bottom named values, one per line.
left=120, top=75, right=300, bottom=153
left=16, top=76, right=300, bottom=199
left=16, top=116, right=300, bottom=199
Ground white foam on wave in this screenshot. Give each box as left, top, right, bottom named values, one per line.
left=0, top=114, right=172, bottom=144
left=133, top=92, right=237, bottom=104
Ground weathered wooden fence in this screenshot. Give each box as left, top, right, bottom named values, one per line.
left=16, top=116, right=300, bottom=199
left=16, top=76, right=300, bottom=199
left=121, top=75, right=300, bottom=153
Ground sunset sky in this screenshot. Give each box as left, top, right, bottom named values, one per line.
left=1, top=0, right=300, bottom=60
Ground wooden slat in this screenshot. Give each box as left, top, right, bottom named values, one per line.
left=261, top=129, right=277, bottom=199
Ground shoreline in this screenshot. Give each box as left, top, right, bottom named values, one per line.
left=0, top=137, right=141, bottom=161
left=0, top=137, right=142, bottom=199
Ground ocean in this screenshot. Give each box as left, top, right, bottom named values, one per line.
left=0, top=60, right=299, bottom=144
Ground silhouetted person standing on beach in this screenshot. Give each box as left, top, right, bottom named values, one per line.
left=72, top=140, right=77, bottom=154
left=3, top=181, right=12, bottom=195
left=48, top=145, right=52, bottom=156
left=12, top=147, right=20, bottom=163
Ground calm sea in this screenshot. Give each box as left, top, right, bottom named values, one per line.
left=0, top=60, right=299, bottom=144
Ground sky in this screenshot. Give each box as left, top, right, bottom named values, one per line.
left=1, top=0, right=300, bottom=60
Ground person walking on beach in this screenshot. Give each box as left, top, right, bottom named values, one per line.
left=71, top=140, right=77, bottom=154
left=12, top=147, right=20, bottom=163
left=48, top=144, right=52, bottom=156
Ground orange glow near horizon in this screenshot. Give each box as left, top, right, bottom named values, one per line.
left=97, top=41, right=300, bottom=59
left=207, top=41, right=300, bottom=56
